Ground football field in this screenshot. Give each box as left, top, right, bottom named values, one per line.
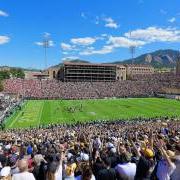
left=4, top=98, right=180, bottom=129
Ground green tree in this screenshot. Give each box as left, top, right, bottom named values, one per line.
left=0, top=71, right=10, bottom=80
left=0, top=81, right=3, bottom=92
left=9, top=68, right=25, bottom=78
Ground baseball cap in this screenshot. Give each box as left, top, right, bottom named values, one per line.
left=0, top=166, right=11, bottom=177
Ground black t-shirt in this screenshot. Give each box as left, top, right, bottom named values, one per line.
left=0, top=154, right=7, bottom=167
left=97, top=168, right=117, bottom=180
left=93, top=161, right=104, bottom=178
left=109, top=155, right=119, bottom=168
left=135, top=156, right=154, bottom=180
left=33, top=162, right=47, bottom=180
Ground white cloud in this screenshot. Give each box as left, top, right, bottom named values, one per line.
left=104, top=17, right=119, bottom=29
left=80, top=35, right=146, bottom=56
left=80, top=45, right=113, bottom=55
left=0, top=10, right=9, bottom=17
left=59, top=26, right=180, bottom=57
left=168, top=17, right=176, bottom=23
left=35, top=40, right=54, bottom=47
left=0, top=36, right=10, bottom=45
left=71, top=37, right=97, bottom=46
left=35, top=42, right=43, bottom=46
left=62, top=52, right=69, bottom=55
left=86, top=46, right=95, bottom=50
left=61, top=43, right=73, bottom=51
left=108, top=36, right=146, bottom=48
left=125, top=27, right=180, bottom=43
left=48, top=41, right=54, bottom=47
left=44, top=32, right=51, bottom=37
left=101, top=34, right=108, bottom=37
left=62, top=56, right=79, bottom=61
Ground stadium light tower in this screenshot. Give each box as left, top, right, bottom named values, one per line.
left=42, top=33, right=51, bottom=69
left=129, top=31, right=136, bottom=64
left=130, top=46, right=136, bottom=64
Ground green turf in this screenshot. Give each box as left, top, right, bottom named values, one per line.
left=4, top=98, right=180, bottom=129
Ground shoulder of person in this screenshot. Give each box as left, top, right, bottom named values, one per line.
left=75, top=175, right=81, bottom=180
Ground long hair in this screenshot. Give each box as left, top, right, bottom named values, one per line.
left=82, top=165, right=93, bottom=180
left=46, top=171, right=55, bottom=180
left=46, top=161, right=58, bottom=180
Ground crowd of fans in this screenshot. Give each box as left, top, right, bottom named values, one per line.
left=3, top=79, right=161, bottom=99
left=131, top=73, right=180, bottom=89
left=0, top=73, right=179, bottom=179
left=3, top=73, right=179, bottom=99
left=0, top=94, right=19, bottom=124
left=0, top=119, right=179, bottom=179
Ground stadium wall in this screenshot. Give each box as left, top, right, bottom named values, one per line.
left=161, top=87, right=180, bottom=95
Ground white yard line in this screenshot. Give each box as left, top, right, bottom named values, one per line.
left=9, top=102, right=28, bottom=128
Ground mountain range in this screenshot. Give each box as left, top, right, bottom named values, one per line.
left=0, top=49, right=179, bottom=70
left=53, top=49, right=179, bottom=69
left=113, top=49, right=179, bottom=68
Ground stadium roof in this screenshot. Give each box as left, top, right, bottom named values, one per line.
left=63, top=61, right=117, bottom=67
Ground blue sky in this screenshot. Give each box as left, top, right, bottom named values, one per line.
left=0, top=0, right=180, bottom=69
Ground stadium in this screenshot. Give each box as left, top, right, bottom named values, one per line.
left=0, top=58, right=180, bottom=180
left=1, top=61, right=179, bottom=128
left=1, top=67, right=180, bottom=178
left=0, top=59, right=180, bottom=179
left=0, top=60, right=180, bottom=179
left=0, top=1, right=180, bottom=180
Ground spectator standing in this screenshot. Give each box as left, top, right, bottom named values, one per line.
left=12, top=159, right=35, bottom=180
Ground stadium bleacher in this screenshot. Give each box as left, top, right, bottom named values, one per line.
left=0, top=73, right=179, bottom=180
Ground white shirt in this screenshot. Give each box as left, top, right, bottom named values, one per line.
left=115, top=162, right=136, bottom=180
left=55, top=162, right=63, bottom=180
left=156, top=159, right=176, bottom=180
left=12, top=171, right=36, bottom=180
